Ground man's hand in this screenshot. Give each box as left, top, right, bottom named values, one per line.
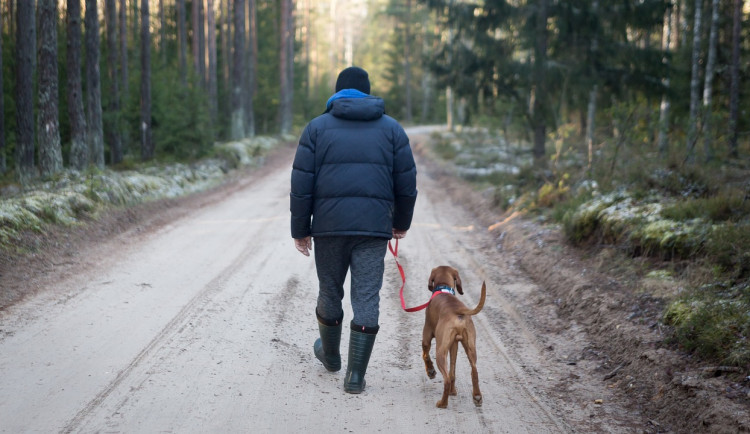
left=294, top=237, right=313, bottom=256
left=392, top=229, right=407, bottom=239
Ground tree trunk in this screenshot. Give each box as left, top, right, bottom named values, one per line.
left=0, top=9, right=6, bottom=174
left=141, top=0, right=153, bottom=160
left=701, top=0, right=719, bottom=162
left=159, top=0, right=166, bottom=64
left=532, top=0, right=548, bottom=167
left=199, top=0, right=206, bottom=83
left=586, top=85, right=598, bottom=169
left=279, top=0, right=293, bottom=135
left=86, top=0, right=105, bottom=168
left=15, top=0, right=35, bottom=181
left=193, top=0, right=201, bottom=78
left=658, top=5, right=673, bottom=156
left=38, top=0, right=63, bottom=178
left=686, top=0, right=702, bottom=162
left=446, top=87, right=454, bottom=131
left=246, top=0, right=257, bottom=136
left=120, top=0, right=129, bottom=99
left=193, top=0, right=206, bottom=85
left=207, top=0, right=218, bottom=123
left=106, top=0, right=123, bottom=164
left=231, top=0, right=246, bottom=139
left=220, top=0, right=230, bottom=87
left=403, top=0, right=413, bottom=123
left=728, top=0, right=742, bottom=158
left=67, top=0, right=88, bottom=170
left=7, top=0, right=14, bottom=39
left=178, top=0, right=188, bottom=86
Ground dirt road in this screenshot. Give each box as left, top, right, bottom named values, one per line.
left=0, top=128, right=640, bottom=433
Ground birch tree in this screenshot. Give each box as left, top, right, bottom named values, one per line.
left=38, top=0, right=63, bottom=177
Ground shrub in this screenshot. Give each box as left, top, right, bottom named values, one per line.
left=704, top=223, right=750, bottom=279
left=661, top=191, right=750, bottom=223
left=664, top=288, right=750, bottom=367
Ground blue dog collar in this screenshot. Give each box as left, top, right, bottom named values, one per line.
left=432, top=285, right=455, bottom=296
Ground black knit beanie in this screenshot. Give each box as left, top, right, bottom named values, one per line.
left=335, top=66, right=371, bottom=94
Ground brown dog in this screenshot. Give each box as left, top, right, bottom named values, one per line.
left=422, top=266, right=486, bottom=408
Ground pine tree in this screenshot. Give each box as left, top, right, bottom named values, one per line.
left=701, top=0, right=719, bottom=162
left=178, top=0, right=188, bottom=86
left=279, top=0, right=294, bottom=135
left=728, top=0, right=742, bottom=158
left=231, top=0, right=247, bottom=139
left=686, top=0, right=702, bottom=162
left=68, top=0, right=89, bottom=170
left=141, top=0, right=154, bottom=159
left=0, top=8, right=5, bottom=174
left=532, top=0, right=549, bottom=167
left=106, top=0, right=123, bottom=164
left=15, top=0, right=36, bottom=181
left=38, top=0, right=63, bottom=177
left=86, top=0, right=105, bottom=168
left=208, top=0, right=219, bottom=123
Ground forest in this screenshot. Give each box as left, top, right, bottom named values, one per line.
left=0, top=0, right=747, bottom=177
left=0, top=1, right=749, bottom=366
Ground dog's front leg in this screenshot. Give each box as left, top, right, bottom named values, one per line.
left=421, top=327, right=436, bottom=379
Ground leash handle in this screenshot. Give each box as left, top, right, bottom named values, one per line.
left=389, top=239, right=430, bottom=313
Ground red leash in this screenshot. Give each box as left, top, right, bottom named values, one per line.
left=389, top=239, right=440, bottom=312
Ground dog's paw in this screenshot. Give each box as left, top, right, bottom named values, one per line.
left=426, top=368, right=436, bottom=379
left=436, top=399, right=447, bottom=409
left=473, top=394, right=483, bottom=407
left=449, top=388, right=457, bottom=396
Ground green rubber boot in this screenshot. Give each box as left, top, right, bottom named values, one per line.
left=344, top=324, right=378, bottom=394
left=314, top=317, right=342, bottom=372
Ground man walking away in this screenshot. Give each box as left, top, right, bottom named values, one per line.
left=290, top=66, right=418, bottom=394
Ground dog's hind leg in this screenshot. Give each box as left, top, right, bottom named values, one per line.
left=448, top=341, right=458, bottom=396
left=463, top=338, right=482, bottom=407
left=435, top=346, right=451, bottom=408
left=421, top=327, right=436, bottom=379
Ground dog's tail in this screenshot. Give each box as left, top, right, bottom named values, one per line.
left=458, top=281, right=486, bottom=316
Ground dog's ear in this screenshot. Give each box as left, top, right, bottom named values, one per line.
left=428, top=268, right=436, bottom=291
left=453, top=268, right=464, bottom=295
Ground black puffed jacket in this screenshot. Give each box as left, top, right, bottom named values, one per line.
left=290, top=96, right=417, bottom=239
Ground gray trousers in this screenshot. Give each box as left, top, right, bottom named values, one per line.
left=313, top=236, right=388, bottom=328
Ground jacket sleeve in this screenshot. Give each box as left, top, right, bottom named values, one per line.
left=290, top=124, right=316, bottom=238
left=392, top=126, right=417, bottom=231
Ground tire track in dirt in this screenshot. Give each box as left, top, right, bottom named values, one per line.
left=61, top=234, right=265, bottom=433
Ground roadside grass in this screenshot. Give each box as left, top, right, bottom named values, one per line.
left=427, top=127, right=750, bottom=368
left=0, top=136, right=292, bottom=256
